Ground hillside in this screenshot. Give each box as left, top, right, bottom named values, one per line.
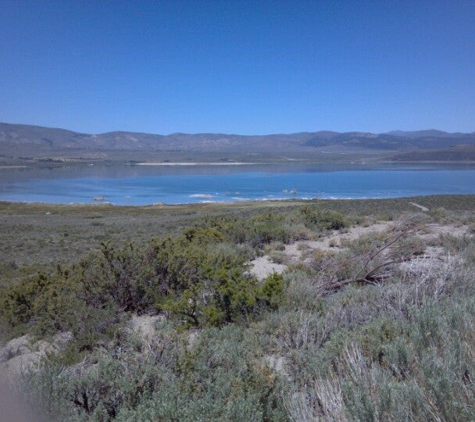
left=389, top=145, right=475, bottom=162
left=1, top=122, right=475, bottom=163
left=2, top=197, right=475, bottom=420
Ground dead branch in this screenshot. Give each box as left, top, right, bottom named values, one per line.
left=316, top=221, right=431, bottom=295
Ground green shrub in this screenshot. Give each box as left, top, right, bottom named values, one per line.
left=27, top=324, right=288, bottom=421
left=301, top=206, right=348, bottom=231
left=0, top=272, right=82, bottom=336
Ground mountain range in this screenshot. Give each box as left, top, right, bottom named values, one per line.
left=1, top=122, right=475, bottom=162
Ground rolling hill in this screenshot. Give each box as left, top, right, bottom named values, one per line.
left=1, top=122, right=475, bottom=162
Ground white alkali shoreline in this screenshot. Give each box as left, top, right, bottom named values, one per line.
left=135, top=162, right=257, bottom=166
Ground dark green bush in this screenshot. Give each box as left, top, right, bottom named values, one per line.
left=301, top=206, right=348, bottom=231
left=1, top=217, right=286, bottom=339
left=0, top=271, right=83, bottom=336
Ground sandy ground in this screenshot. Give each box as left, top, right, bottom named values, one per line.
left=128, top=314, right=163, bottom=344
left=0, top=165, right=27, bottom=169
left=249, top=220, right=470, bottom=281
left=249, top=222, right=392, bottom=280
left=410, top=202, right=430, bottom=212
left=136, top=162, right=256, bottom=166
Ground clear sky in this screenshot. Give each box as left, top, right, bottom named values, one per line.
left=1, top=0, right=474, bottom=135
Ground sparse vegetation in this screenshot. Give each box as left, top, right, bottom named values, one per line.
left=1, top=196, right=475, bottom=421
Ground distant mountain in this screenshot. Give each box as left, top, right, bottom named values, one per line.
left=304, top=132, right=415, bottom=150
left=386, top=129, right=452, bottom=138
left=390, top=145, right=475, bottom=162
left=1, top=122, right=475, bottom=161
left=386, top=130, right=475, bottom=150
left=0, top=123, right=315, bottom=154
left=305, top=130, right=475, bottom=151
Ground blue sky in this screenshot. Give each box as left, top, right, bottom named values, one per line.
left=1, top=1, right=474, bottom=135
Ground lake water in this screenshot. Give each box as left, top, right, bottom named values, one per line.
left=1, top=163, right=475, bottom=205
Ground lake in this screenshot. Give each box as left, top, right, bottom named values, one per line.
left=1, top=163, right=475, bottom=205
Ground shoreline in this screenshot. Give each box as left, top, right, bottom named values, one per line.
left=2, top=193, right=475, bottom=209
left=135, top=162, right=258, bottom=166
left=0, top=165, right=28, bottom=169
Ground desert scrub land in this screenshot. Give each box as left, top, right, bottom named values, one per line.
left=1, top=195, right=475, bottom=421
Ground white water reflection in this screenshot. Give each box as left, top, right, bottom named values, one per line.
left=1, top=163, right=475, bottom=205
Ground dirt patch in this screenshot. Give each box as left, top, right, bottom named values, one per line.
left=410, top=202, right=429, bottom=212
left=291, top=222, right=391, bottom=254
left=249, top=222, right=392, bottom=280
left=128, top=315, right=162, bottom=342
left=248, top=256, right=287, bottom=281
left=423, top=223, right=468, bottom=238
left=249, top=221, right=470, bottom=281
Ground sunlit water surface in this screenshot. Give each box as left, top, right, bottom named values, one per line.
left=1, top=163, right=475, bottom=205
